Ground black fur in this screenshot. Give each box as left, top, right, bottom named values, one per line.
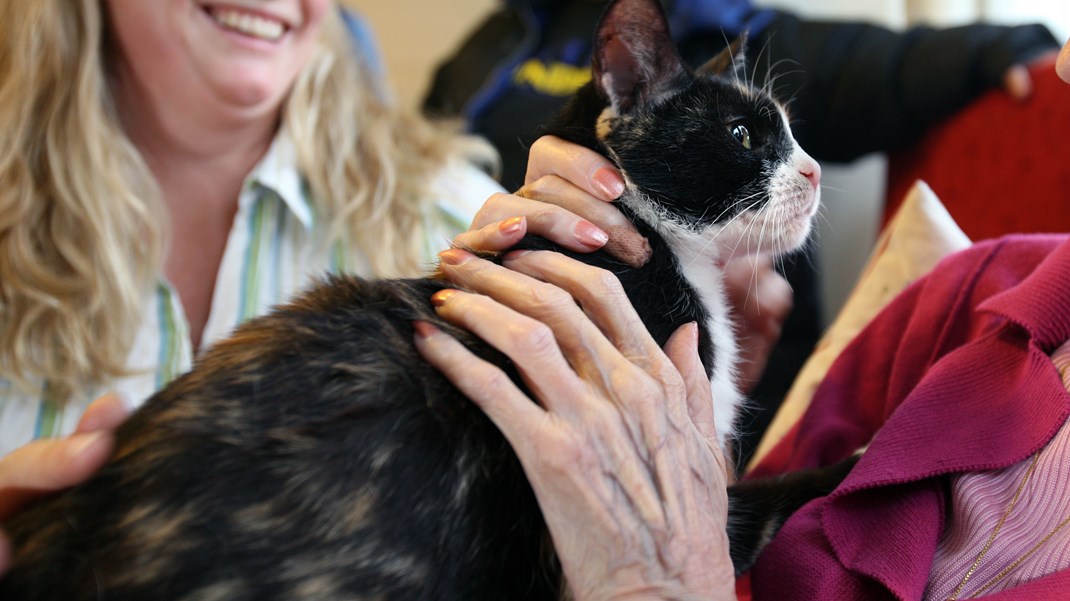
left=0, top=0, right=851, bottom=598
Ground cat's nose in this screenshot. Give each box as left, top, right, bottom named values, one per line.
left=799, top=159, right=821, bottom=190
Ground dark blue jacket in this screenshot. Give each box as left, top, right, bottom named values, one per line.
left=424, top=0, right=1057, bottom=189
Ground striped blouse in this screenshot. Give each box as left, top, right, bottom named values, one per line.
left=0, top=135, right=502, bottom=455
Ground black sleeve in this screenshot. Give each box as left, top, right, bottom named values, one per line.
left=752, top=12, right=1059, bottom=162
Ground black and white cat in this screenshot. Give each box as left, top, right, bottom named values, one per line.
left=1, top=0, right=845, bottom=599
left=544, top=0, right=822, bottom=445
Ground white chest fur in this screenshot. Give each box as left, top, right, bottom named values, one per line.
left=617, top=188, right=744, bottom=450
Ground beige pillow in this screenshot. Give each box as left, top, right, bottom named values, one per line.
left=746, top=181, right=971, bottom=472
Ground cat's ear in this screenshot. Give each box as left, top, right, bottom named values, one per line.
left=592, top=0, right=689, bottom=114
left=696, top=34, right=749, bottom=82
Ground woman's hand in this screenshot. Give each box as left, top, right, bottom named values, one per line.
left=455, top=136, right=651, bottom=267
left=0, top=393, right=129, bottom=575
left=414, top=248, right=735, bottom=601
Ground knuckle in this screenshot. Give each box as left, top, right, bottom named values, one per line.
left=523, top=174, right=565, bottom=198
left=528, top=135, right=552, bottom=157
left=527, top=279, right=574, bottom=310
left=462, top=365, right=514, bottom=400
left=573, top=266, right=626, bottom=307
left=589, top=267, right=626, bottom=298
left=511, top=321, right=558, bottom=357
left=472, top=192, right=515, bottom=223
left=539, top=433, right=586, bottom=473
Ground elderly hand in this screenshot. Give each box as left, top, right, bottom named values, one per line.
left=0, top=393, right=129, bottom=575
left=455, top=135, right=651, bottom=268
left=415, top=248, right=736, bottom=601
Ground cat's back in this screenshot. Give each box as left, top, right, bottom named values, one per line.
left=1, top=275, right=556, bottom=601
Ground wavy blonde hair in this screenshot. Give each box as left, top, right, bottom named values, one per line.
left=0, top=1, right=493, bottom=402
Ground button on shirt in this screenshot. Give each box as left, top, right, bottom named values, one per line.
left=0, top=135, right=502, bottom=455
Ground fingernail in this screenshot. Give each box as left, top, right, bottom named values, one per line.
left=574, top=220, right=609, bottom=247
left=412, top=320, right=440, bottom=339
left=431, top=289, right=457, bottom=307
left=66, top=431, right=106, bottom=460
left=498, top=216, right=525, bottom=237
left=593, top=167, right=625, bottom=199
left=438, top=248, right=472, bottom=266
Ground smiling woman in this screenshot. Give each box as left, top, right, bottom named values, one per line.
left=0, top=0, right=500, bottom=451
left=107, top=0, right=330, bottom=123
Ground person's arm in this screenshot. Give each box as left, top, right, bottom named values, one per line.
left=415, top=248, right=736, bottom=601
left=753, top=13, right=1059, bottom=161
left=0, top=394, right=129, bottom=575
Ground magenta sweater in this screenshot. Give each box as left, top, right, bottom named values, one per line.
left=749, top=234, right=1070, bottom=600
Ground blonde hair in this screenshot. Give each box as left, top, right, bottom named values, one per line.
left=0, top=1, right=493, bottom=401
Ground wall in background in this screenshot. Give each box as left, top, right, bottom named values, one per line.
left=346, top=0, right=496, bottom=109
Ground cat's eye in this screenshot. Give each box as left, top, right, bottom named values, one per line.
left=730, top=124, right=752, bottom=149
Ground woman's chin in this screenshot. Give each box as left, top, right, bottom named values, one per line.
left=210, top=76, right=290, bottom=117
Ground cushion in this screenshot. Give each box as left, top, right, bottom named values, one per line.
left=746, top=181, right=971, bottom=472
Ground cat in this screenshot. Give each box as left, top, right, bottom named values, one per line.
left=0, top=0, right=851, bottom=599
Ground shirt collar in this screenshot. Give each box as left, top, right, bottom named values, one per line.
left=246, top=131, right=315, bottom=230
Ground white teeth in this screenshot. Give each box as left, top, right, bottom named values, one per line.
left=210, top=8, right=285, bottom=42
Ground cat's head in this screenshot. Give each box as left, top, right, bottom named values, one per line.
left=586, top=0, right=820, bottom=264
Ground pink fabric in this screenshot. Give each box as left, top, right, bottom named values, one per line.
left=748, top=234, right=1070, bottom=600
left=925, top=408, right=1070, bottom=600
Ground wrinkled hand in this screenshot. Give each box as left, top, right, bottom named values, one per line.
left=723, top=256, right=793, bottom=394
left=454, top=136, right=651, bottom=267
left=415, top=248, right=735, bottom=601
left=0, top=393, right=129, bottom=575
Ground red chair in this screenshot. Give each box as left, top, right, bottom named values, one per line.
left=885, top=57, right=1070, bottom=240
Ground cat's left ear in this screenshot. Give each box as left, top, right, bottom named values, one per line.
left=696, top=34, right=749, bottom=82
left=592, top=0, right=690, bottom=115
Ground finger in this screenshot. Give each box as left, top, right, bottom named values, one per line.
left=451, top=216, right=528, bottom=254
left=517, top=174, right=650, bottom=267
left=0, top=431, right=114, bottom=518
left=467, top=192, right=609, bottom=253
left=437, top=249, right=642, bottom=380
left=501, top=249, right=665, bottom=363
left=525, top=135, right=624, bottom=201
left=427, top=287, right=589, bottom=414
left=75, top=392, right=131, bottom=434
left=412, top=320, right=545, bottom=452
left=663, top=323, right=718, bottom=449
left=1002, top=64, right=1033, bottom=101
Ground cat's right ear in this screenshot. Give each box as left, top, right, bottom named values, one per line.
left=696, top=34, right=749, bottom=83
left=592, top=0, right=689, bottom=114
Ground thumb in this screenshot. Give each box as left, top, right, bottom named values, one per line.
left=0, top=431, right=114, bottom=519
left=75, top=392, right=132, bottom=433
left=663, top=322, right=720, bottom=451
